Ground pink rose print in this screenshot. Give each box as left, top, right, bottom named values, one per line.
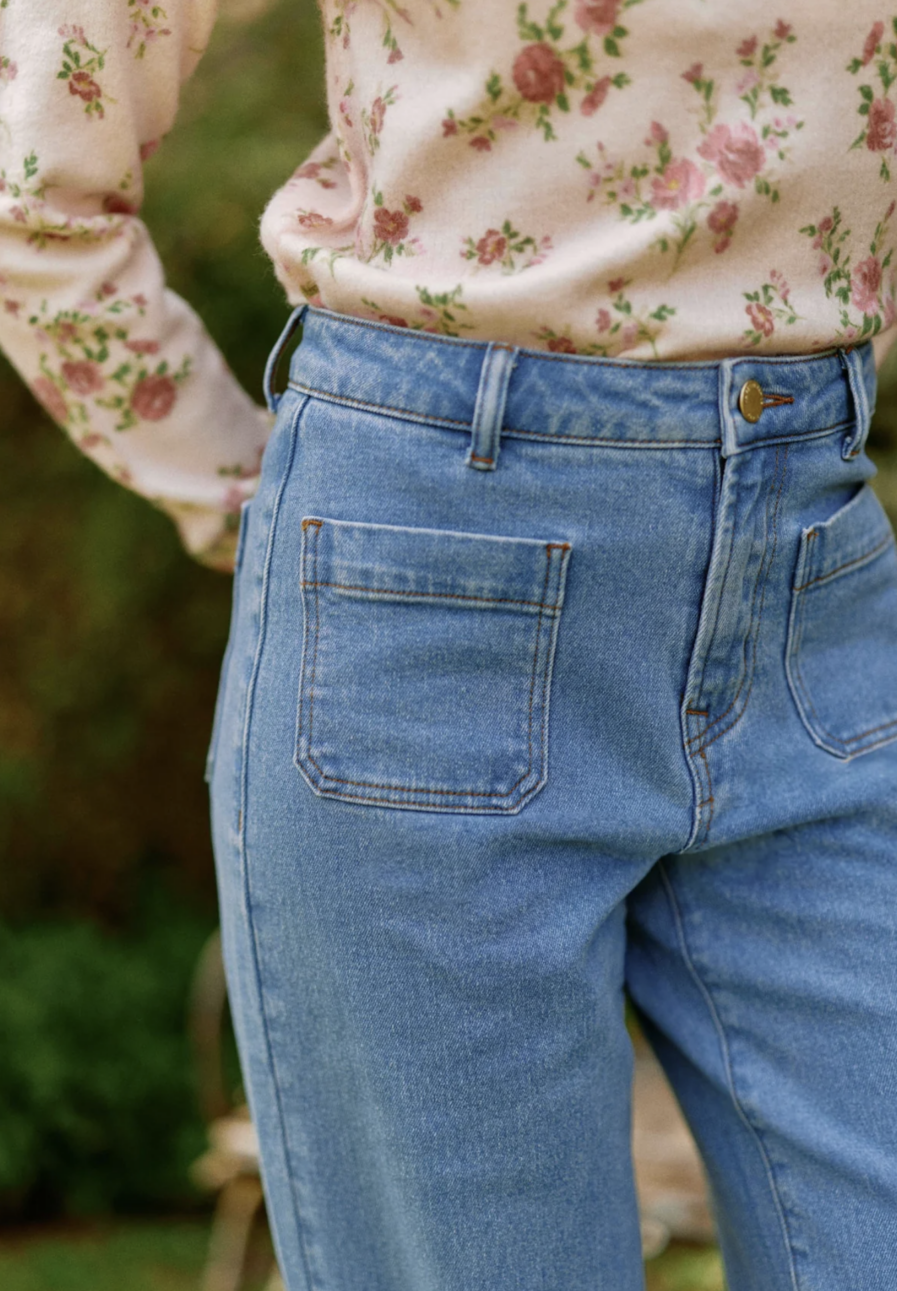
left=573, top=0, right=619, bottom=38
left=475, top=230, right=508, bottom=265
left=373, top=207, right=410, bottom=244
left=470, top=137, right=492, bottom=152
left=103, top=194, right=139, bottom=216
left=547, top=335, right=578, bottom=354
left=848, top=27, right=897, bottom=178
left=370, top=97, right=387, bottom=135
left=746, top=302, right=775, bottom=337
left=297, top=212, right=335, bottom=231
left=124, top=339, right=161, bottom=355
left=698, top=123, right=765, bottom=188
left=737, top=37, right=758, bottom=59
left=405, top=195, right=423, bottom=213
left=61, top=359, right=103, bottom=394
left=866, top=99, right=896, bottom=153
left=462, top=220, right=551, bottom=273
left=581, top=76, right=611, bottom=117
left=650, top=158, right=704, bottom=210
left=32, top=376, right=68, bottom=424
left=682, top=63, right=703, bottom=84
left=512, top=43, right=566, bottom=104
left=851, top=256, right=883, bottom=314
left=442, top=118, right=458, bottom=137
left=707, top=200, right=739, bottom=253
left=774, top=21, right=793, bottom=41
left=68, top=70, right=101, bottom=103
left=863, top=22, right=885, bottom=66
left=536, top=289, right=676, bottom=359
left=130, top=373, right=177, bottom=421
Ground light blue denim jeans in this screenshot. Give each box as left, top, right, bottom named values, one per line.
left=207, top=304, right=897, bottom=1291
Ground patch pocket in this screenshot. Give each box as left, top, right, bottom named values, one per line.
left=295, top=517, right=572, bottom=812
left=786, top=483, right=897, bottom=759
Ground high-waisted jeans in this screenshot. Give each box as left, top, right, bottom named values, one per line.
left=207, top=305, right=897, bottom=1291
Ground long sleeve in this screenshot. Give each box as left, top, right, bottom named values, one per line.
left=0, top=1, right=272, bottom=570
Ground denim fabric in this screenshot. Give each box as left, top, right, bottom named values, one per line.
left=208, top=305, right=897, bottom=1291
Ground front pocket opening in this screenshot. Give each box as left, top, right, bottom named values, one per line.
left=295, top=517, right=571, bottom=812
left=786, top=484, right=897, bottom=760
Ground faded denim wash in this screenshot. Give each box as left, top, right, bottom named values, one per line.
left=207, top=304, right=897, bottom=1291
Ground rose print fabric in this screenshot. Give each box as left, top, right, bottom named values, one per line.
left=2, top=4, right=896, bottom=566
left=0, top=2, right=270, bottom=568
left=263, top=0, right=897, bottom=360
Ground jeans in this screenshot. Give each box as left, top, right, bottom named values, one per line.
left=207, top=304, right=897, bottom=1291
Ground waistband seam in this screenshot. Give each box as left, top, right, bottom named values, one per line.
left=288, top=380, right=856, bottom=449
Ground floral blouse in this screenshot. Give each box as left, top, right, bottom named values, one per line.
left=2, top=3, right=896, bottom=566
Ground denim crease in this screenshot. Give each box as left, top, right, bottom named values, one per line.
left=209, top=305, right=897, bottom=1291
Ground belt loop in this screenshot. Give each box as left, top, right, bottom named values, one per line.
left=467, top=342, right=518, bottom=471
left=263, top=304, right=308, bottom=413
left=838, top=345, right=872, bottom=460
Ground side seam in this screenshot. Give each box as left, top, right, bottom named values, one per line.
left=237, top=392, right=321, bottom=1291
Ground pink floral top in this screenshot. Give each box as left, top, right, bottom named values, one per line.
left=2, top=3, right=896, bottom=565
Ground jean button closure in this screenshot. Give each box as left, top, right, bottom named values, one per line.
left=738, top=379, right=764, bottom=423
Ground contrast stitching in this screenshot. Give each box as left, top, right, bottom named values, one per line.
left=288, top=380, right=471, bottom=427
left=790, top=578, right=897, bottom=750
left=299, top=542, right=564, bottom=799
left=794, top=532, right=894, bottom=592
left=689, top=445, right=789, bottom=749
left=289, top=379, right=715, bottom=444
left=504, top=429, right=718, bottom=448
left=657, top=863, right=802, bottom=1291
left=696, top=745, right=714, bottom=846
left=288, top=380, right=853, bottom=450
left=299, top=580, right=563, bottom=612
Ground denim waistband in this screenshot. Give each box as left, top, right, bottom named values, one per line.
left=271, top=303, right=877, bottom=459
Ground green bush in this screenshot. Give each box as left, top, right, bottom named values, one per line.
left=0, top=894, right=213, bottom=1219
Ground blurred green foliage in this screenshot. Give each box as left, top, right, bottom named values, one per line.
left=0, top=1219, right=212, bottom=1291
left=0, top=0, right=895, bottom=1232
left=0, top=895, right=212, bottom=1218
left=0, top=0, right=326, bottom=923
left=0, top=0, right=327, bottom=1222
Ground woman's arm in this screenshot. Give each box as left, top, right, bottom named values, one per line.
left=0, top=1, right=271, bottom=570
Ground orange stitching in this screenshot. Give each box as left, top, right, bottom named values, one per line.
left=760, top=393, right=795, bottom=409
left=299, top=544, right=565, bottom=798
left=794, top=533, right=894, bottom=592
left=300, top=580, right=563, bottom=611
left=301, top=517, right=323, bottom=530
left=689, top=444, right=789, bottom=748
left=790, top=561, right=897, bottom=750
left=469, top=453, right=495, bottom=464
left=696, top=446, right=789, bottom=756
left=305, top=522, right=323, bottom=765
left=697, top=746, right=714, bottom=845
left=506, top=429, right=719, bottom=447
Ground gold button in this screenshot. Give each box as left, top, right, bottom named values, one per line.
left=738, top=379, right=764, bottom=424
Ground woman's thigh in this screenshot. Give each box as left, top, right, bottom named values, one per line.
left=627, top=771, right=897, bottom=1291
